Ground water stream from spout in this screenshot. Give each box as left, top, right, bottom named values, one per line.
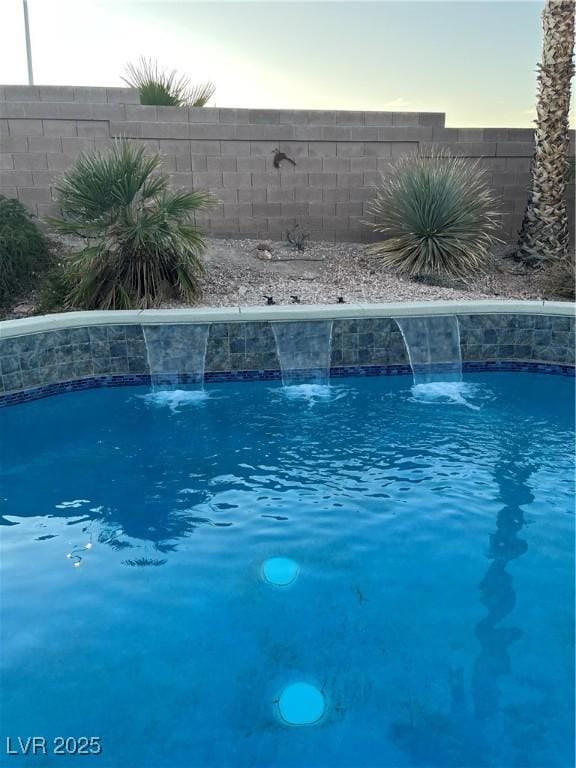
left=395, top=315, right=478, bottom=409
left=141, top=324, right=211, bottom=410
left=272, top=320, right=333, bottom=401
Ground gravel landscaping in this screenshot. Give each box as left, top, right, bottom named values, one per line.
left=194, top=237, right=551, bottom=308
left=4, top=235, right=562, bottom=320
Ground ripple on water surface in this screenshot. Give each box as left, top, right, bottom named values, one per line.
left=0, top=373, right=574, bottom=768
left=139, top=388, right=210, bottom=412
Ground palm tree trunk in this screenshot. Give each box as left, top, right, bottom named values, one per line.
left=517, top=0, right=575, bottom=266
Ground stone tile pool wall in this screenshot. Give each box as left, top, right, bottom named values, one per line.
left=0, top=313, right=574, bottom=400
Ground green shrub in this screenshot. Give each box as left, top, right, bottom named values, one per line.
left=365, top=152, right=501, bottom=279
left=36, top=257, right=77, bottom=314
left=123, top=57, right=215, bottom=107
left=48, top=140, right=213, bottom=310
left=0, top=196, right=52, bottom=309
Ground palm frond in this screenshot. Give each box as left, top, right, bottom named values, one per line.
left=51, top=141, right=165, bottom=233
left=160, top=190, right=217, bottom=217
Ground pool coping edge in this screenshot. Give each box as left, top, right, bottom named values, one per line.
left=1, top=300, right=574, bottom=339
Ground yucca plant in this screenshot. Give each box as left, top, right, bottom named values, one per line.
left=364, top=153, right=501, bottom=279
left=49, top=141, right=213, bottom=310
left=123, top=57, right=215, bottom=107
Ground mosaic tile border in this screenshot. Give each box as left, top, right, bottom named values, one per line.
left=1, top=360, right=573, bottom=408
left=462, top=361, right=575, bottom=375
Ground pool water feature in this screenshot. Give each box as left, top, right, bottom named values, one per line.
left=396, top=315, right=463, bottom=384
left=142, top=323, right=211, bottom=410
left=395, top=315, right=479, bottom=408
left=0, top=372, right=574, bottom=767
left=272, top=320, right=333, bottom=391
left=142, top=323, right=211, bottom=388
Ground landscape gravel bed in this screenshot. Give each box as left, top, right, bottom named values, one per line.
left=192, top=237, right=548, bottom=308
left=4, top=236, right=557, bottom=320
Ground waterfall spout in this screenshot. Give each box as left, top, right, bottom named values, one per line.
left=141, top=324, right=211, bottom=409
left=396, top=315, right=477, bottom=408
left=272, top=321, right=333, bottom=391
left=395, top=315, right=462, bottom=384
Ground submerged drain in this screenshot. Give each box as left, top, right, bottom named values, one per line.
left=262, top=557, right=299, bottom=586
left=278, top=682, right=325, bottom=725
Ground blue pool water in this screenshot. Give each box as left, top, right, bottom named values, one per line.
left=0, top=373, right=574, bottom=768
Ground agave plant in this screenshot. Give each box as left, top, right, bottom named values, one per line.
left=49, top=141, right=213, bottom=310
left=364, top=153, right=501, bottom=279
left=123, top=57, right=215, bottom=107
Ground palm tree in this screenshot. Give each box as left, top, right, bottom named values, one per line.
left=49, top=141, right=213, bottom=310
left=517, top=0, right=575, bottom=267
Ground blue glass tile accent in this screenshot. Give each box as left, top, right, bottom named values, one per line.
left=462, top=360, right=575, bottom=376
left=0, top=361, right=573, bottom=408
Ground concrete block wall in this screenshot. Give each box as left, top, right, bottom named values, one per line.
left=1, top=85, right=574, bottom=243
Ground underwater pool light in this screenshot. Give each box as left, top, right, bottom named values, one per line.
left=262, top=557, right=299, bottom=586
left=278, top=682, right=325, bottom=725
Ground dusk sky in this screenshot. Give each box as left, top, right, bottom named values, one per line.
left=1, top=0, right=570, bottom=127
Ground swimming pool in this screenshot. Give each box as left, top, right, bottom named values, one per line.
left=1, top=371, right=573, bottom=767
